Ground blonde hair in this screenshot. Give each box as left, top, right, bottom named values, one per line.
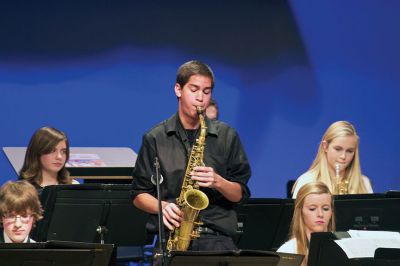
left=289, top=182, right=335, bottom=266
left=0, top=180, right=43, bottom=223
left=19, top=127, right=72, bottom=186
left=308, top=121, right=368, bottom=194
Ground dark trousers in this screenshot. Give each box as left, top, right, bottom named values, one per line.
left=189, top=234, right=237, bottom=251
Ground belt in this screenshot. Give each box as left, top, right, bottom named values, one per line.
left=198, top=226, right=223, bottom=236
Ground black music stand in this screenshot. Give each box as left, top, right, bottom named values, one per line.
left=334, top=193, right=400, bottom=231
left=375, top=248, right=400, bottom=260
left=235, top=198, right=294, bottom=251
left=0, top=240, right=114, bottom=266
left=385, top=190, right=400, bottom=198
left=272, top=199, right=294, bottom=249
left=308, top=232, right=400, bottom=266
left=168, top=250, right=284, bottom=266
left=33, top=184, right=149, bottom=246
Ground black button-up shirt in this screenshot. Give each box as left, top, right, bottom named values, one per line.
left=131, top=113, right=251, bottom=237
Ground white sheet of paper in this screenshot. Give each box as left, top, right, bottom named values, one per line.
left=69, top=153, right=101, bottom=160
left=335, top=231, right=400, bottom=259
left=348, top=230, right=400, bottom=239
left=335, top=238, right=400, bottom=259
left=66, top=153, right=107, bottom=167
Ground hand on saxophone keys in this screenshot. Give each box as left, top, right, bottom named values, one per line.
left=162, top=202, right=183, bottom=230
left=191, top=166, right=221, bottom=188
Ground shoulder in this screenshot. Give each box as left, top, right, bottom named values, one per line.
left=277, top=238, right=297, bottom=253
left=211, top=119, right=232, bottom=129
left=292, top=172, right=316, bottom=198
left=208, top=119, right=239, bottom=139
left=144, top=120, right=169, bottom=137
left=298, top=171, right=316, bottom=182
left=209, top=119, right=233, bottom=130
left=362, top=175, right=373, bottom=193
left=144, top=114, right=177, bottom=138
left=71, top=179, right=80, bottom=184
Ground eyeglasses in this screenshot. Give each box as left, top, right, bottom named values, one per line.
left=2, top=214, right=33, bottom=224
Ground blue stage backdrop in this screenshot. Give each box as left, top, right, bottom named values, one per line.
left=0, top=1, right=399, bottom=197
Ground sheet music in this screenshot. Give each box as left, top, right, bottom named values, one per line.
left=335, top=230, right=400, bottom=259
left=348, top=229, right=400, bottom=239
left=66, top=153, right=107, bottom=167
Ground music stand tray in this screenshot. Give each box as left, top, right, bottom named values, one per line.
left=169, top=249, right=302, bottom=266
left=0, top=240, right=114, bottom=266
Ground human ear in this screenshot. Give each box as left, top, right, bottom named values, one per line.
left=322, top=140, right=328, bottom=152
left=174, top=83, right=182, bottom=98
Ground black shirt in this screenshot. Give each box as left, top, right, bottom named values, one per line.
left=131, top=112, right=251, bottom=237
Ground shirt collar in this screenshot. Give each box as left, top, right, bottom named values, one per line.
left=165, top=112, right=218, bottom=137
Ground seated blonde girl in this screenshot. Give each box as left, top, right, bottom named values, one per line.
left=278, top=182, right=336, bottom=266
left=292, top=121, right=372, bottom=198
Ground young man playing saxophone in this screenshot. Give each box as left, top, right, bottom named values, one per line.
left=131, top=60, right=251, bottom=253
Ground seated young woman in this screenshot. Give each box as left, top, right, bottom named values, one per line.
left=278, top=182, right=336, bottom=266
left=19, top=126, right=79, bottom=194
left=292, top=121, right=373, bottom=198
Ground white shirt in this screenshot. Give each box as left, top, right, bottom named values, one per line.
left=292, top=172, right=315, bottom=198
left=291, top=171, right=373, bottom=198
left=277, top=238, right=297, bottom=253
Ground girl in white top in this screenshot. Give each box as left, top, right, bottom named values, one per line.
left=278, top=182, right=335, bottom=266
left=292, top=121, right=373, bottom=198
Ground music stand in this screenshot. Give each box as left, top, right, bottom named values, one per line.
left=235, top=198, right=294, bottom=251
left=272, top=199, right=294, bottom=249
left=168, top=250, right=282, bottom=266
left=334, top=193, right=400, bottom=231
left=34, top=184, right=148, bottom=247
left=0, top=240, right=114, bottom=266
left=308, top=232, right=400, bottom=266
left=386, top=190, right=400, bottom=198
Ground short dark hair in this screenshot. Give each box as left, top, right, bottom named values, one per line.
left=176, top=60, right=215, bottom=88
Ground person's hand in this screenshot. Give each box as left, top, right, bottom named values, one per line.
left=162, top=202, right=183, bottom=230
left=191, top=166, right=221, bottom=188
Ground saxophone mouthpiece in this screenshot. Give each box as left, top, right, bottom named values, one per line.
left=335, top=164, right=340, bottom=178
left=196, top=106, right=204, bottom=114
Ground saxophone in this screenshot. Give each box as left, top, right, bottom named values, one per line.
left=335, top=164, right=349, bottom=195
left=166, top=106, right=210, bottom=252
